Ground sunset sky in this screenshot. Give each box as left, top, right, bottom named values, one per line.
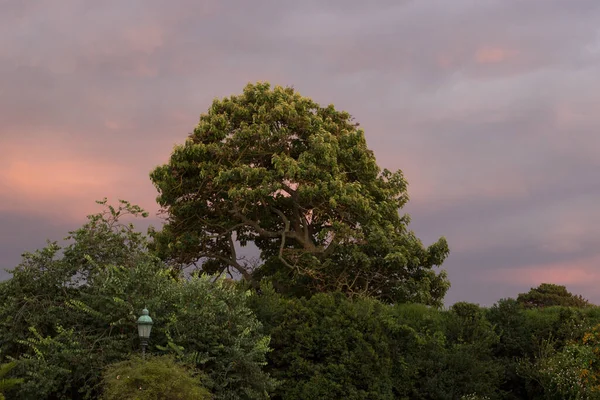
left=1, top=0, right=599, bottom=306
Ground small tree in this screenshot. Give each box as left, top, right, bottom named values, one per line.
left=101, top=355, right=211, bottom=400
left=517, top=283, right=591, bottom=309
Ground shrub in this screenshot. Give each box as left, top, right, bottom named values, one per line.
left=159, top=276, right=275, bottom=399
left=249, top=285, right=396, bottom=399
left=101, top=355, right=211, bottom=399
left=249, top=285, right=503, bottom=400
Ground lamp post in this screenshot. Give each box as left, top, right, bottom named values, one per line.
left=136, top=307, right=153, bottom=358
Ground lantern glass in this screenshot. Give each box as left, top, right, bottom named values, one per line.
left=138, top=323, right=152, bottom=340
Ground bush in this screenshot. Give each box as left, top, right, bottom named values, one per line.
left=250, top=286, right=396, bottom=399
left=101, top=355, right=211, bottom=399
left=159, top=276, right=275, bottom=399
left=486, top=299, right=599, bottom=399
left=396, top=302, right=502, bottom=400
left=0, top=201, right=274, bottom=399
left=249, top=285, right=503, bottom=400
left=520, top=324, right=600, bottom=400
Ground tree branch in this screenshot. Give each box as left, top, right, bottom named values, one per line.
left=196, top=250, right=253, bottom=282
left=230, top=207, right=282, bottom=238
left=270, top=206, right=317, bottom=252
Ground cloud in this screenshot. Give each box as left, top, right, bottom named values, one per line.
left=485, top=254, right=600, bottom=287
left=0, top=212, right=75, bottom=277
left=1, top=0, right=600, bottom=306
left=0, top=135, right=160, bottom=220
left=475, top=47, right=519, bottom=64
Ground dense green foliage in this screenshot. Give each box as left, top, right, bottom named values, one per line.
left=248, top=286, right=504, bottom=399
left=150, top=82, right=449, bottom=306
left=249, top=286, right=396, bottom=399
left=486, top=299, right=600, bottom=399
left=0, top=362, right=23, bottom=399
left=517, top=283, right=591, bottom=309
left=101, top=355, right=211, bottom=399
left=0, top=201, right=272, bottom=399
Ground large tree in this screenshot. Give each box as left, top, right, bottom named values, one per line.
left=150, top=82, right=449, bottom=305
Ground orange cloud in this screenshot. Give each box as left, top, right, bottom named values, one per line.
left=3, top=159, right=120, bottom=196
left=0, top=136, right=159, bottom=220
left=475, top=46, right=518, bottom=64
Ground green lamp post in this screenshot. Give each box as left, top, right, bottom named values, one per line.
left=137, top=307, right=153, bottom=358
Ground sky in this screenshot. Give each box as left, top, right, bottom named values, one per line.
left=1, top=0, right=599, bottom=306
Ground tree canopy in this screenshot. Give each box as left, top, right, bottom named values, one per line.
left=150, top=82, right=449, bottom=306
left=517, top=283, right=591, bottom=309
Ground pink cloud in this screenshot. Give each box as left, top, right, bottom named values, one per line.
left=123, top=24, right=165, bottom=55
left=484, top=254, right=600, bottom=286
left=436, top=54, right=455, bottom=69
left=404, top=163, right=530, bottom=212
left=554, top=102, right=595, bottom=130
left=104, top=120, right=121, bottom=130
left=475, top=46, right=519, bottom=64
left=0, top=136, right=159, bottom=220
left=548, top=102, right=600, bottom=165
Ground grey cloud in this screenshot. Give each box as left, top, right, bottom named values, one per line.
left=0, top=212, right=74, bottom=278
left=1, top=0, right=600, bottom=305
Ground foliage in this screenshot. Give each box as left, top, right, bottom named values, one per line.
left=405, top=302, right=503, bottom=400
left=101, top=355, right=211, bottom=400
left=150, top=82, right=449, bottom=306
left=578, top=324, right=600, bottom=395
left=248, top=285, right=502, bottom=400
left=249, top=285, right=395, bottom=400
left=157, top=276, right=275, bottom=399
left=529, top=341, right=598, bottom=400
left=517, top=283, right=591, bottom=309
left=486, top=297, right=600, bottom=400
left=0, top=199, right=156, bottom=399
left=4, top=73, right=600, bottom=399
left=0, top=200, right=273, bottom=399
left=0, top=362, right=23, bottom=400
left=520, top=324, right=600, bottom=400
